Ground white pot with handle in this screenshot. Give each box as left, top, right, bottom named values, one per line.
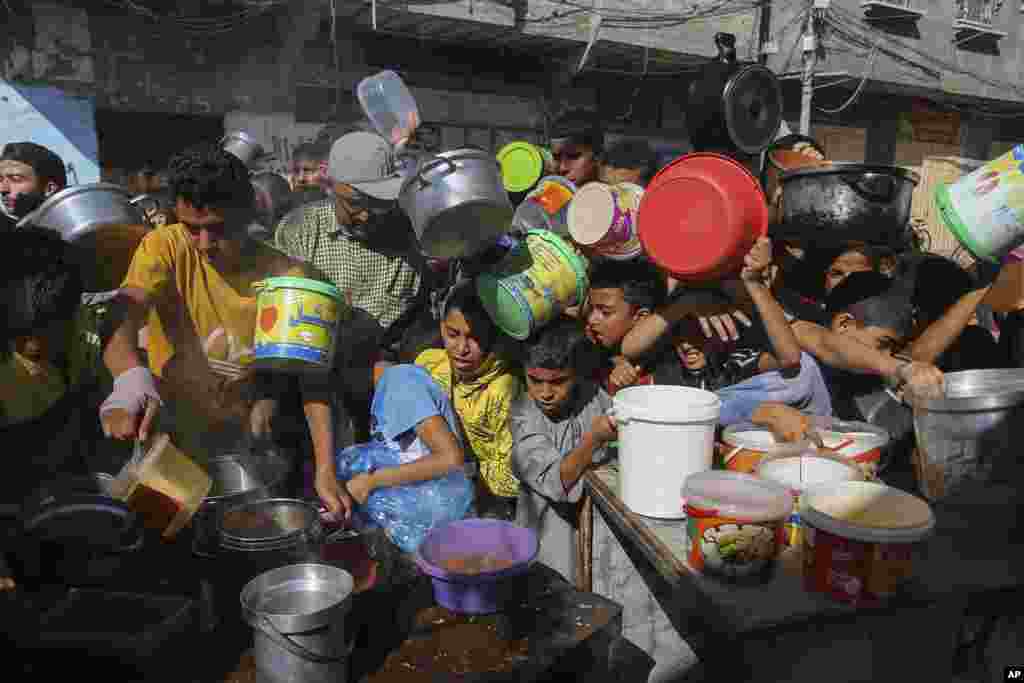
left=612, top=385, right=720, bottom=519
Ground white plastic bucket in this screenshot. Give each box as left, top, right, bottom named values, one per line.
left=757, top=453, right=863, bottom=546
left=613, top=386, right=720, bottom=518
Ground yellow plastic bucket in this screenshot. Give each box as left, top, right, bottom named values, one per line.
left=252, top=277, right=345, bottom=372
left=935, top=144, right=1024, bottom=263
left=476, top=230, right=589, bottom=340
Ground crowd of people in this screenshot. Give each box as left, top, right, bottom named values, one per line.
left=1, top=107, right=1020, bottom=589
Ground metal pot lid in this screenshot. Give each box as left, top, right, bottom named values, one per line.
left=220, top=498, right=318, bottom=543
left=15, top=183, right=139, bottom=229
left=780, top=162, right=921, bottom=185
left=722, top=64, right=783, bottom=154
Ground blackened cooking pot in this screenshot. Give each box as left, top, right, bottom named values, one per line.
left=13, top=490, right=144, bottom=588
left=776, top=163, right=920, bottom=248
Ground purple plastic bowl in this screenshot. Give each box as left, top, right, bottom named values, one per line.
left=415, top=518, right=539, bottom=615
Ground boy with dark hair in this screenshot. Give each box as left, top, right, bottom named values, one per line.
left=601, top=138, right=658, bottom=187
left=822, top=271, right=917, bottom=474
left=511, top=319, right=615, bottom=582
left=97, top=143, right=350, bottom=517
left=584, top=259, right=667, bottom=394
left=290, top=141, right=329, bottom=192
left=549, top=108, right=604, bottom=187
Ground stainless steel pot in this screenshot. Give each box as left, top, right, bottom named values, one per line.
left=192, top=451, right=289, bottom=558
left=16, top=183, right=151, bottom=292
left=241, top=564, right=354, bottom=683
left=222, top=130, right=265, bottom=167
left=913, top=369, right=1024, bottom=501
left=16, top=183, right=148, bottom=239
left=777, top=164, right=920, bottom=248
left=398, top=149, right=513, bottom=259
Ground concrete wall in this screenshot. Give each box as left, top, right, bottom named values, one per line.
left=767, top=0, right=1024, bottom=103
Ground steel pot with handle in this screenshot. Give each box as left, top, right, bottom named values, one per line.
left=398, top=149, right=514, bottom=259
left=777, top=163, right=920, bottom=248
left=16, top=183, right=153, bottom=291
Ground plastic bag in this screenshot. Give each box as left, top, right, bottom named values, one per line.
left=335, top=441, right=474, bottom=553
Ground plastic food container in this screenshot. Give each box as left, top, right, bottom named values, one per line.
left=356, top=70, right=420, bottom=147
left=414, top=518, right=538, bottom=614
left=681, top=471, right=793, bottom=578
left=718, top=423, right=810, bottom=473
left=111, top=434, right=212, bottom=539
left=801, top=481, right=935, bottom=605
left=756, top=452, right=863, bottom=547
left=811, top=419, right=890, bottom=479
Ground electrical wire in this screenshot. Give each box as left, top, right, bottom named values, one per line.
left=816, top=41, right=876, bottom=113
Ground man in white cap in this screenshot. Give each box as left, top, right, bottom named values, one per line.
left=275, top=127, right=429, bottom=446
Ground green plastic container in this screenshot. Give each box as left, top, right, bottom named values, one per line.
left=477, top=230, right=589, bottom=340
left=497, top=142, right=552, bottom=194
left=934, top=144, right=1024, bottom=263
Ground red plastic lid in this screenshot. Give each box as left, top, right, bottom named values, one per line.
left=639, top=154, right=767, bottom=280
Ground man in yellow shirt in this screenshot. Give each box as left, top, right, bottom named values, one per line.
left=98, top=144, right=352, bottom=518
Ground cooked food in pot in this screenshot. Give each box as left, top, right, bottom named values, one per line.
left=438, top=553, right=516, bottom=575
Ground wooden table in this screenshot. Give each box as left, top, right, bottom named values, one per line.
left=581, top=465, right=1024, bottom=682
left=227, top=564, right=622, bottom=683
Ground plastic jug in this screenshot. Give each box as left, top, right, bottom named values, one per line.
left=111, top=433, right=212, bottom=539
left=356, top=71, right=420, bottom=147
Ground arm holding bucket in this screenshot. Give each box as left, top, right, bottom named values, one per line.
left=908, top=260, right=1001, bottom=365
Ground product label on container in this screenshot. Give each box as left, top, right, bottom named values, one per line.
left=944, top=144, right=1024, bottom=261
left=685, top=506, right=782, bottom=579
left=803, top=525, right=916, bottom=605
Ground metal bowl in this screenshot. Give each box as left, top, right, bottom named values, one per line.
left=16, top=183, right=149, bottom=292
left=913, top=369, right=1024, bottom=500
left=220, top=498, right=321, bottom=548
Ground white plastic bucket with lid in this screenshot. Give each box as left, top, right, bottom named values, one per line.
left=757, top=453, right=864, bottom=546
left=613, top=386, right=720, bottom=518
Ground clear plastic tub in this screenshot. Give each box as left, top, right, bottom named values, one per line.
left=356, top=71, right=420, bottom=146
left=111, top=434, right=212, bottom=539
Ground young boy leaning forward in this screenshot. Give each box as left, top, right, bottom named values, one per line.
left=510, top=320, right=617, bottom=583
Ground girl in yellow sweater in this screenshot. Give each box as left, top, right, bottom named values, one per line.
left=414, top=283, right=523, bottom=520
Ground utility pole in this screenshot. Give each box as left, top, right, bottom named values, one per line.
left=799, top=2, right=817, bottom=135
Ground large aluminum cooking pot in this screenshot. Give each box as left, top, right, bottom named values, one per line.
left=16, top=183, right=150, bottom=292
left=398, top=149, right=513, bottom=259
left=776, top=163, right=919, bottom=248
left=913, top=368, right=1024, bottom=501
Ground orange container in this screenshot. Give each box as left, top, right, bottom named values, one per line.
left=801, top=481, right=934, bottom=605
left=717, top=423, right=809, bottom=473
